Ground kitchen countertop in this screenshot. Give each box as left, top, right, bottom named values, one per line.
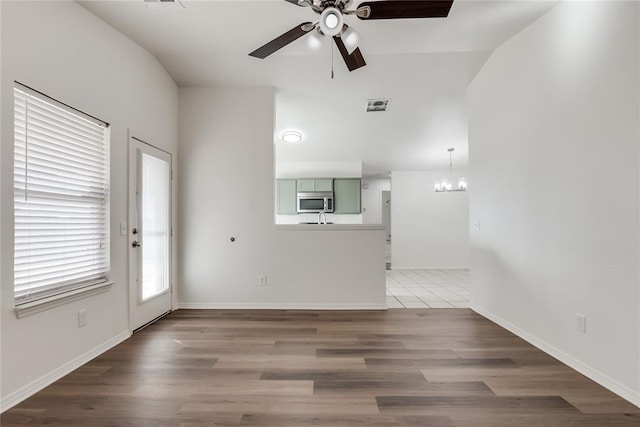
left=275, top=224, right=387, bottom=231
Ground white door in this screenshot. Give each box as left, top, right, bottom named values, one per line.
left=128, top=136, right=172, bottom=331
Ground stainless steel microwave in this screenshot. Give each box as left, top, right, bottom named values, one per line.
left=297, top=192, right=334, bottom=213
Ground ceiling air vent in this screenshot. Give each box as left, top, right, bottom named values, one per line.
left=366, top=99, right=390, bottom=112
left=144, top=0, right=185, bottom=9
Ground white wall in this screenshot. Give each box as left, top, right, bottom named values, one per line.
left=0, top=1, right=178, bottom=410
left=362, top=177, right=391, bottom=224
left=391, top=171, right=470, bottom=269
left=178, top=87, right=385, bottom=308
left=276, top=161, right=362, bottom=178
left=469, top=1, right=639, bottom=405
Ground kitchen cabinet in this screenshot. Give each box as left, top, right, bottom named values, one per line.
left=297, top=178, right=333, bottom=192
left=315, top=179, right=333, bottom=192
left=333, top=178, right=361, bottom=214
left=276, top=179, right=297, bottom=214
left=297, top=179, right=315, bottom=192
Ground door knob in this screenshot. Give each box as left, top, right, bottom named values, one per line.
left=132, top=241, right=141, bottom=248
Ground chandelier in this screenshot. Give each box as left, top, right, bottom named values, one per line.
left=435, top=148, right=467, bottom=192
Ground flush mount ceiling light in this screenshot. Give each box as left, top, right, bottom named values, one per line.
left=281, top=130, right=303, bottom=143
left=435, top=148, right=467, bottom=192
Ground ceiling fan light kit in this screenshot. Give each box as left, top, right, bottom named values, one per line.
left=340, top=26, right=359, bottom=55
left=249, top=0, right=454, bottom=73
left=306, top=28, right=324, bottom=49
left=319, top=7, right=344, bottom=36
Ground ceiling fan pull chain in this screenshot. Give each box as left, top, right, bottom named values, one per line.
left=331, top=40, right=335, bottom=79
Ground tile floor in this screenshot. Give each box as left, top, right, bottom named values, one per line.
left=386, top=269, right=471, bottom=308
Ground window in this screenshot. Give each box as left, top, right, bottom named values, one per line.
left=13, top=83, right=110, bottom=306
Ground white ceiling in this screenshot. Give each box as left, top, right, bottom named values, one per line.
left=78, top=0, right=558, bottom=175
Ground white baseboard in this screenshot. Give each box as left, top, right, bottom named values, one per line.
left=177, top=302, right=388, bottom=310
left=1, top=330, right=131, bottom=413
left=472, top=304, right=640, bottom=408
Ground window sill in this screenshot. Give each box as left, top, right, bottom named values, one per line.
left=15, top=281, right=114, bottom=319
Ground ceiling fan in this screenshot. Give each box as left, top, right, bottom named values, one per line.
left=249, top=0, right=454, bottom=72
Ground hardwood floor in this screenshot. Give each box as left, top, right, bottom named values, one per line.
left=2, top=309, right=639, bottom=426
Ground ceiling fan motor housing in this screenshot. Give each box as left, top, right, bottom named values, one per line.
left=320, top=0, right=346, bottom=9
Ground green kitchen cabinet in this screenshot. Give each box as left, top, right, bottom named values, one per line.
left=297, top=179, right=315, bottom=192
left=333, top=178, right=361, bottom=214
left=276, top=179, right=297, bottom=214
left=296, top=178, right=333, bottom=192
left=314, top=179, right=333, bottom=192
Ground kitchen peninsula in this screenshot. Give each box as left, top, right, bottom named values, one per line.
left=272, top=223, right=387, bottom=309
left=269, top=173, right=386, bottom=308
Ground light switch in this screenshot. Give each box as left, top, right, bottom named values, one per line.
left=120, top=222, right=127, bottom=236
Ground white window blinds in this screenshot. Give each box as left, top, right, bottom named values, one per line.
left=14, top=83, right=110, bottom=305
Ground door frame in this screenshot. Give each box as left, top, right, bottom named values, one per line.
left=381, top=190, right=391, bottom=241
left=127, top=132, right=174, bottom=333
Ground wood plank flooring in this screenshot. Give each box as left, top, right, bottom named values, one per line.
left=2, top=309, right=639, bottom=426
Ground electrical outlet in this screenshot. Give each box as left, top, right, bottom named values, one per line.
left=473, top=220, right=481, bottom=231
left=576, top=313, right=586, bottom=333
left=259, top=275, right=267, bottom=286
left=78, top=309, right=87, bottom=328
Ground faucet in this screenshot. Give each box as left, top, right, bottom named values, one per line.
left=318, top=212, right=327, bottom=224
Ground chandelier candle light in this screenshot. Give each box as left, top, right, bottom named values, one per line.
left=435, top=147, right=467, bottom=192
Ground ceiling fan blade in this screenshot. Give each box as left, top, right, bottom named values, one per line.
left=357, top=0, right=454, bottom=20
left=249, top=22, right=313, bottom=59
left=333, top=36, right=366, bottom=72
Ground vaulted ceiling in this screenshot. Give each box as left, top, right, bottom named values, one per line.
left=78, top=0, right=558, bottom=175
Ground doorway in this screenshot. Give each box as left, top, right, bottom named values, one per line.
left=128, top=135, right=172, bottom=332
